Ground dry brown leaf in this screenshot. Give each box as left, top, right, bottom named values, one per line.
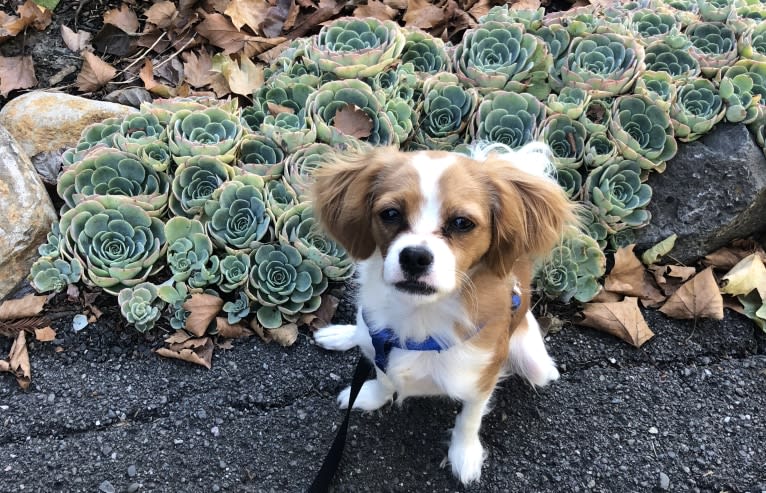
left=144, top=1, right=178, bottom=29
left=0, top=12, right=23, bottom=41
left=404, top=0, right=447, bottom=30
left=34, top=326, right=56, bottom=342
left=580, top=296, right=654, bottom=348
left=212, top=54, right=264, bottom=97
left=2, top=332, right=32, bottom=390
left=139, top=59, right=175, bottom=97
left=16, top=0, right=52, bottom=31
left=266, top=101, right=294, bottom=115
left=0, top=55, right=37, bottom=97
left=250, top=320, right=298, bottom=347
left=703, top=239, right=766, bottom=271
left=75, top=51, right=117, bottom=92
left=208, top=72, right=231, bottom=98
left=659, top=267, right=724, bottom=320
left=283, top=1, right=301, bottom=31
left=649, top=264, right=697, bottom=297
left=155, top=336, right=214, bottom=369
left=216, top=339, right=234, bottom=350
left=604, top=245, right=665, bottom=306
left=354, top=0, right=399, bottom=20
left=60, top=25, right=92, bottom=52
left=197, top=13, right=254, bottom=54
left=591, top=289, right=623, bottom=303
left=225, top=0, right=270, bottom=34
left=0, top=294, right=47, bottom=320
left=103, top=4, right=139, bottom=33
left=183, top=294, right=224, bottom=337
left=165, top=331, right=193, bottom=344
left=512, top=0, right=542, bottom=8
left=333, top=104, right=373, bottom=139
left=215, top=317, right=254, bottom=338
left=720, top=253, right=766, bottom=298
left=182, top=49, right=214, bottom=88
left=301, top=293, right=340, bottom=330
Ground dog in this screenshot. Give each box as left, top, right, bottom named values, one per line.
left=311, top=142, right=578, bottom=484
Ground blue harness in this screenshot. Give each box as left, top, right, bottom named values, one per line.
left=364, top=291, right=522, bottom=372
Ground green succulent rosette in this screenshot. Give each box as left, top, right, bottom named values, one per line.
left=29, top=257, right=83, bottom=294
left=577, top=206, right=609, bottom=249
left=540, top=114, right=587, bottom=169
left=168, top=156, right=237, bottom=218
left=283, top=143, right=336, bottom=199
left=557, top=33, right=645, bottom=98
left=57, top=147, right=170, bottom=217
left=670, top=78, right=725, bottom=141
left=556, top=167, right=584, bottom=200
left=536, top=24, right=571, bottom=68
left=237, top=133, right=286, bottom=179
left=633, top=71, right=677, bottom=111
left=536, top=231, right=606, bottom=303
left=223, top=290, right=251, bottom=325
left=584, top=132, right=619, bottom=168
left=719, top=59, right=766, bottom=123
left=740, top=22, right=766, bottom=62
left=203, top=175, right=272, bottom=255
left=686, top=21, right=738, bottom=77
left=62, top=118, right=123, bottom=166
left=58, top=196, right=167, bottom=295
left=480, top=6, right=545, bottom=31
left=188, top=255, right=221, bottom=289
left=264, top=178, right=299, bottom=221
left=415, top=72, right=479, bottom=150
left=142, top=97, right=234, bottom=125
left=454, top=21, right=551, bottom=99
left=138, top=141, right=172, bottom=173
left=305, top=79, right=395, bottom=146
left=401, top=29, right=450, bottom=74
left=584, top=159, right=652, bottom=232
left=659, top=0, right=699, bottom=26
left=629, top=9, right=682, bottom=44
left=609, top=95, right=678, bottom=173
left=167, top=106, right=243, bottom=164
left=113, top=112, right=166, bottom=155
left=241, top=102, right=267, bottom=133
left=546, top=87, right=591, bottom=120
left=247, top=243, right=328, bottom=329
left=469, top=90, right=545, bottom=149
left=698, top=0, right=735, bottom=22
left=307, top=17, right=405, bottom=79
left=385, top=96, right=416, bottom=144
left=164, top=216, right=214, bottom=282
left=275, top=203, right=354, bottom=282
left=219, top=253, right=251, bottom=293
left=579, top=99, right=613, bottom=134
left=38, top=223, right=61, bottom=258
left=118, top=282, right=165, bottom=333
left=644, top=38, right=701, bottom=78
left=365, top=62, right=418, bottom=101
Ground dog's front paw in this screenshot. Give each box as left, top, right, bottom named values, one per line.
left=314, top=324, right=357, bottom=351
left=337, top=380, right=393, bottom=411
left=447, top=437, right=486, bottom=484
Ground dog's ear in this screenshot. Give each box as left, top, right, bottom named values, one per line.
left=482, top=153, right=578, bottom=276
left=312, top=148, right=390, bottom=259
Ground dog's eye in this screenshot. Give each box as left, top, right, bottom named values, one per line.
left=379, top=208, right=402, bottom=224
left=448, top=217, right=475, bottom=233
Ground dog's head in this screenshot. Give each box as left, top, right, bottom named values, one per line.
left=313, top=143, right=577, bottom=302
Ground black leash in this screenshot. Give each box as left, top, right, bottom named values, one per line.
left=308, top=355, right=374, bottom=493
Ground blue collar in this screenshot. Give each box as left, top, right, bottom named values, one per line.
left=364, top=290, right=522, bottom=372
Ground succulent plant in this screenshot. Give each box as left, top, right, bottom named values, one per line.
left=401, top=29, right=450, bottom=74
left=283, top=142, right=336, bottom=199
left=237, top=134, right=286, bottom=178
left=541, top=114, right=587, bottom=169
left=365, top=62, right=418, bottom=101
left=470, top=90, right=545, bottom=149
left=584, top=132, right=619, bottom=168
left=720, top=59, right=766, bottom=123
left=247, top=243, right=328, bottom=329
left=609, top=95, right=678, bottom=173
left=556, top=167, right=584, bottom=199
left=203, top=175, right=272, bottom=254
left=57, top=147, right=170, bottom=217
left=546, top=87, right=591, bottom=120
left=577, top=206, right=609, bottom=249
left=223, top=290, right=251, bottom=325
left=58, top=196, right=167, bottom=294
left=579, top=98, right=613, bottom=134
left=644, top=39, right=701, bottom=78
left=167, top=106, right=243, bottom=164
left=536, top=231, right=606, bottom=303
left=118, top=282, right=165, bottom=333
left=62, top=117, right=123, bottom=165
left=28, top=257, right=83, bottom=293
left=38, top=222, right=61, bottom=258
left=633, top=70, right=677, bottom=111
left=143, top=97, right=231, bottom=124
left=276, top=203, right=354, bottom=282
left=670, top=78, right=725, bottom=141
left=264, top=179, right=298, bottom=220
left=740, top=21, right=766, bottom=62
left=536, top=24, right=571, bottom=68
left=686, top=21, right=738, bottom=76
left=660, top=0, right=699, bottom=26
left=188, top=255, right=221, bottom=289
left=698, top=0, right=735, bottom=21
left=241, top=102, right=267, bottom=133
left=584, top=159, right=653, bottom=232
left=113, top=112, right=166, bottom=155
left=306, top=79, right=395, bottom=146
left=608, top=227, right=638, bottom=251
left=307, top=17, right=405, bottom=78
left=138, top=141, right=172, bottom=173
left=480, top=6, right=545, bottom=31
left=414, top=73, right=478, bottom=150
left=454, top=21, right=551, bottom=99
left=384, top=96, right=416, bottom=144
left=219, top=253, right=251, bottom=293
left=629, top=9, right=682, bottom=43
left=164, top=216, right=214, bottom=282
left=168, top=156, right=237, bottom=218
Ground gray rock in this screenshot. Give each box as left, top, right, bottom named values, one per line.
left=98, top=480, right=115, bottom=493
left=634, top=123, right=766, bottom=263
left=0, top=125, right=58, bottom=300
left=659, top=471, right=670, bottom=490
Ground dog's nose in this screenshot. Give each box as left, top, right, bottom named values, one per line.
left=399, top=246, right=433, bottom=277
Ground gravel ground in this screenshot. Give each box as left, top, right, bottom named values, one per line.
left=1, top=295, right=765, bottom=493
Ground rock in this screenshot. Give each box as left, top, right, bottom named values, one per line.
left=98, top=480, right=115, bottom=493
left=0, top=126, right=58, bottom=300
left=634, top=123, right=766, bottom=263
left=0, top=91, right=136, bottom=183
left=659, top=472, right=670, bottom=490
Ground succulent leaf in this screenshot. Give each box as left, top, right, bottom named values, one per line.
left=470, top=91, right=545, bottom=149
left=536, top=231, right=606, bottom=303
left=118, top=282, right=165, bottom=333
left=670, top=77, right=725, bottom=141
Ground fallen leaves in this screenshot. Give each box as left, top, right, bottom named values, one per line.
left=183, top=293, right=224, bottom=337
left=580, top=297, right=655, bottom=348
left=75, top=51, right=117, bottom=92
left=658, top=267, right=724, bottom=320
left=155, top=333, right=215, bottom=369
left=333, top=104, right=374, bottom=139
left=0, top=294, right=49, bottom=390
left=0, top=56, right=37, bottom=98
left=0, top=332, right=31, bottom=390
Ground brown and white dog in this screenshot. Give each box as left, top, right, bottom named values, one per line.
left=312, top=143, right=578, bottom=484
